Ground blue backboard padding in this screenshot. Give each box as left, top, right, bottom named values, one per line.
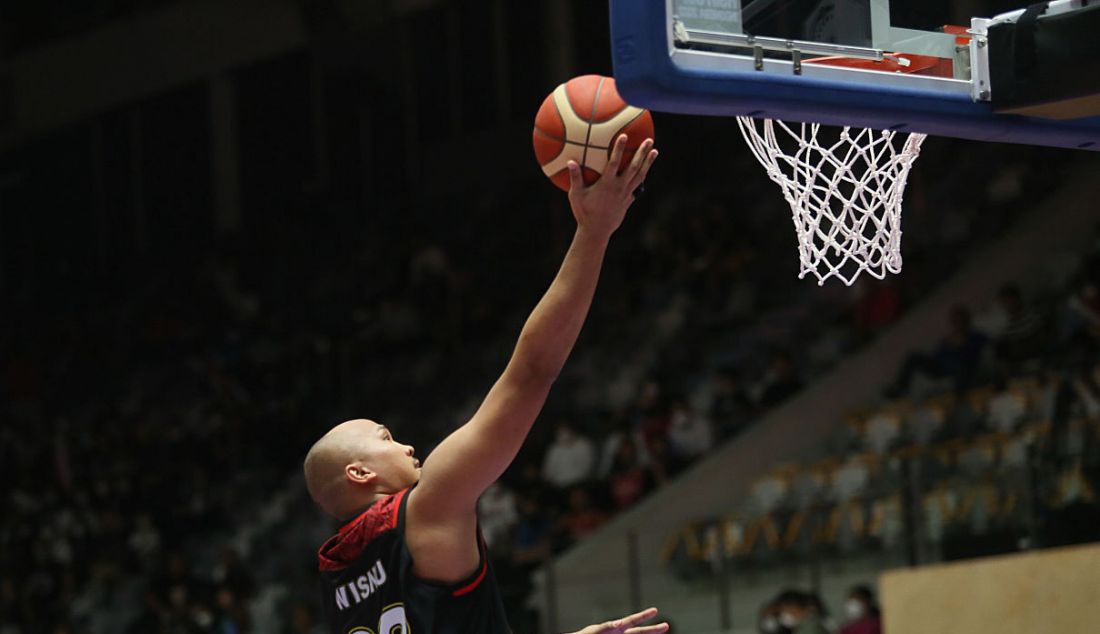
left=609, top=0, right=1100, bottom=150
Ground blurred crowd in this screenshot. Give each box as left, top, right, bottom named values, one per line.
left=0, top=129, right=1080, bottom=634
left=662, top=224, right=1100, bottom=578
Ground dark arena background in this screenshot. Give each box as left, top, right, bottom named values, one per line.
left=3, top=2, right=1100, bottom=633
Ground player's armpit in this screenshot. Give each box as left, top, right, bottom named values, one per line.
left=403, top=507, right=482, bottom=585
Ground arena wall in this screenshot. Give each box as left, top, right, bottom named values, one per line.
left=882, top=543, right=1100, bottom=634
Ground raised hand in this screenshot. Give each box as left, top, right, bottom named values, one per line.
left=566, top=607, right=670, bottom=634
left=567, top=134, right=658, bottom=239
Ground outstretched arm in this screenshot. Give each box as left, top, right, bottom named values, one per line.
left=406, top=135, right=657, bottom=581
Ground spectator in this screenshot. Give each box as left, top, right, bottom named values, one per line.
left=598, top=416, right=650, bottom=478
left=646, top=434, right=678, bottom=484
left=285, top=601, right=325, bottom=634
left=803, top=592, right=835, bottom=633
left=212, top=586, right=250, bottom=634
left=211, top=548, right=255, bottom=604
left=839, top=585, right=882, bottom=634
left=607, top=438, right=653, bottom=510
left=511, top=494, right=554, bottom=568
left=852, top=279, right=901, bottom=335
left=707, top=368, right=755, bottom=440
left=885, top=306, right=987, bottom=397
left=128, top=514, right=162, bottom=569
left=515, top=462, right=553, bottom=503
left=479, top=482, right=519, bottom=554
left=631, top=380, right=673, bottom=449
left=541, top=420, right=596, bottom=490
left=775, top=590, right=830, bottom=634
left=559, top=487, right=610, bottom=541
left=1065, top=275, right=1100, bottom=350
left=150, top=553, right=202, bottom=618
left=667, top=398, right=714, bottom=461
left=757, top=351, right=804, bottom=408
left=758, top=598, right=784, bottom=634
left=989, top=285, right=1044, bottom=366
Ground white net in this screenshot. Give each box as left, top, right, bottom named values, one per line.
left=736, top=117, right=927, bottom=286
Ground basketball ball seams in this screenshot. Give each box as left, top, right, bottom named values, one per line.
left=580, top=77, right=606, bottom=174
left=585, top=105, right=647, bottom=153
left=551, top=84, right=590, bottom=145
left=612, top=108, right=648, bottom=145
left=533, top=128, right=597, bottom=148
left=532, top=126, right=565, bottom=143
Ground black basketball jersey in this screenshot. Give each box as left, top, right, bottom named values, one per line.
left=317, top=487, right=511, bottom=634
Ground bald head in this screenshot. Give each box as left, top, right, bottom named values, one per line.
left=304, top=419, right=420, bottom=520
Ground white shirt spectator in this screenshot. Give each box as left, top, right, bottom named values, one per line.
left=667, top=404, right=713, bottom=459
left=478, top=482, right=518, bottom=552
left=542, top=425, right=596, bottom=489
left=128, top=514, right=162, bottom=560
left=864, top=412, right=901, bottom=454
left=988, top=390, right=1028, bottom=432
left=832, top=457, right=870, bottom=502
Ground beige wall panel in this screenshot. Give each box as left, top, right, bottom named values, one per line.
left=881, top=543, right=1100, bottom=634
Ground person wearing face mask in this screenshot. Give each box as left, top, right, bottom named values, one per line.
left=839, top=585, right=881, bottom=634
left=758, top=598, right=787, bottom=634
left=774, top=590, right=830, bottom=634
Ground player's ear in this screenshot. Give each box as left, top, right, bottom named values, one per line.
left=345, top=463, right=376, bottom=485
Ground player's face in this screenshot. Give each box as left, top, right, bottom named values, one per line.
left=358, top=419, right=421, bottom=491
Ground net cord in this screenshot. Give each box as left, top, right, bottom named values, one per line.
left=737, top=117, right=926, bottom=286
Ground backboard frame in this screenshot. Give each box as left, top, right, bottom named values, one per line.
left=609, top=0, right=1100, bottom=150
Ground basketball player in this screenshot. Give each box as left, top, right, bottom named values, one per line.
left=304, top=134, right=661, bottom=634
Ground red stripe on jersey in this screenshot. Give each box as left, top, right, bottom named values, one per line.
left=451, top=560, right=488, bottom=597
left=391, top=488, right=408, bottom=530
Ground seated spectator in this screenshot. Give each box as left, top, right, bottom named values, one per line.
left=976, top=283, right=1042, bottom=365
left=757, top=351, right=804, bottom=408
left=479, top=482, right=519, bottom=554
left=774, top=590, right=830, bottom=634
left=646, top=434, right=678, bottom=484
left=886, top=306, right=987, bottom=397
left=839, top=585, right=882, bottom=634
left=986, top=383, right=1029, bottom=433
left=632, top=380, right=672, bottom=448
left=667, top=397, right=714, bottom=461
left=211, top=547, right=254, bottom=603
left=511, top=494, right=554, bottom=568
left=285, top=601, right=325, bottom=634
left=758, top=598, right=783, bottom=634
left=708, top=367, right=756, bottom=440
left=852, top=278, right=901, bottom=336
left=607, top=438, right=653, bottom=510
left=1065, top=274, right=1100, bottom=351
left=803, top=592, right=835, bottom=633
left=212, top=586, right=250, bottom=633
left=515, top=461, right=553, bottom=503
left=989, top=285, right=1044, bottom=366
left=559, top=487, right=610, bottom=541
left=598, top=417, right=651, bottom=478
left=541, top=419, right=596, bottom=490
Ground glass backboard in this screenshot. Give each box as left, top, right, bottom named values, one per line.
left=610, top=0, right=1100, bottom=150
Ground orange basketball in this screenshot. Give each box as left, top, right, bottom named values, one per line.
left=533, top=75, right=655, bottom=192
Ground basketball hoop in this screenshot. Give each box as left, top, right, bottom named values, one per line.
left=737, top=117, right=926, bottom=286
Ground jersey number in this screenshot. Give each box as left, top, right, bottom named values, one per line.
left=348, top=604, right=408, bottom=634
